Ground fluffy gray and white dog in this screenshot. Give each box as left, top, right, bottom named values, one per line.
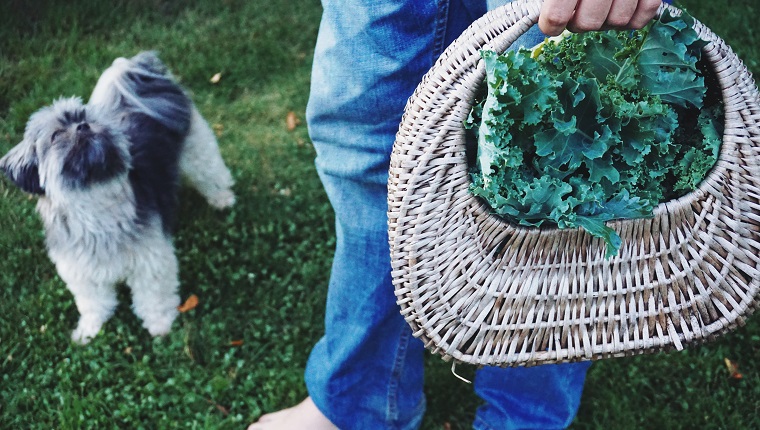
left=0, top=52, right=235, bottom=343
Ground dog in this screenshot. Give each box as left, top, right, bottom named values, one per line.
left=0, top=52, right=235, bottom=343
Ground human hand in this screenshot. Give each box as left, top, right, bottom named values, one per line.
left=538, top=0, right=661, bottom=36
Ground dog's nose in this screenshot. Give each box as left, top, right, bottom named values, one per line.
left=77, top=123, right=90, bottom=132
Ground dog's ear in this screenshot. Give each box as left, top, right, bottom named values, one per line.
left=0, top=140, right=44, bottom=195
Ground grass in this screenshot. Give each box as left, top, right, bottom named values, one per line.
left=0, top=0, right=758, bottom=428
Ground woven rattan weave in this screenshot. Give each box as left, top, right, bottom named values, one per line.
left=388, top=0, right=760, bottom=366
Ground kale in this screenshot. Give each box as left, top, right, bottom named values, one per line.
left=467, top=11, right=723, bottom=258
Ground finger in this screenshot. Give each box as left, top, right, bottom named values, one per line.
left=627, top=0, right=661, bottom=29
left=539, top=0, right=579, bottom=36
left=605, top=0, right=639, bottom=28
left=567, top=0, right=614, bottom=33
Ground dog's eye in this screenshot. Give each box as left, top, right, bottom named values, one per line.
left=51, top=129, right=63, bottom=142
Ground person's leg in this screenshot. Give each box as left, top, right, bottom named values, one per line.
left=250, top=1, right=487, bottom=429
left=473, top=363, right=592, bottom=430
left=305, top=2, right=499, bottom=428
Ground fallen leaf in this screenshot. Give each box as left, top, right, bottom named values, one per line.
left=286, top=111, right=300, bottom=131
left=184, top=345, right=195, bottom=362
left=229, top=339, right=244, bottom=347
left=443, top=423, right=452, bottom=430
left=205, top=398, right=230, bottom=416
left=212, top=123, right=224, bottom=137
left=210, top=72, right=222, bottom=84
left=124, top=346, right=133, bottom=355
left=724, top=358, right=743, bottom=379
left=178, top=294, right=199, bottom=313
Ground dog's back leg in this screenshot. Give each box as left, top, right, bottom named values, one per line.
left=179, top=106, right=236, bottom=209
left=126, top=233, right=181, bottom=337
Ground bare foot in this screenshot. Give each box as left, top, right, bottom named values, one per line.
left=247, top=397, right=338, bottom=430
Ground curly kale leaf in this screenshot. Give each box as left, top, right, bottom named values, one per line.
left=468, top=11, right=718, bottom=258
left=636, top=11, right=708, bottom=108
left=474, top=50, right=559, bottom=178
left=672, top=104, right=723, bottom=192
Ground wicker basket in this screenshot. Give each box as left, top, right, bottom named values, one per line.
left=388, top=0, right=760, bottom=367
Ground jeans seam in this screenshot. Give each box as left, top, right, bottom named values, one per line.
left=432, top=0, right=450, bottom=60
left=386, top=327, right=412, bottom=429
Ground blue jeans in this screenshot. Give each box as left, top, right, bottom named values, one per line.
left=305, top=1, right=591, bottom=428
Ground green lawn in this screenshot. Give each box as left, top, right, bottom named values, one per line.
left=0, top=1, right=758, bottom=428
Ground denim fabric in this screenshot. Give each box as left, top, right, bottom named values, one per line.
left=305, top=1, right=593, bottom=429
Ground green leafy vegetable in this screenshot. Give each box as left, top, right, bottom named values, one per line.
left=467, top=11, right=723, bottom=258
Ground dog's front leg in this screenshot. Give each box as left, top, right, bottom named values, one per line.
left=68, top=281, right=119, bottom=344
left=127, top=236, right=181, bottom=337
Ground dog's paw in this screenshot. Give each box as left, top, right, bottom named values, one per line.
left=207, top=189, right=236, bottom=210
left=71, top=318, right=104, bottom=345
left=143, top=309, right=178, bottom=337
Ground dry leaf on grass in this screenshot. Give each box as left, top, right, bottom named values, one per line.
left=724, top=358, right=743, bottom=379
left=205, top=398, right=230, bottom=416
left=286, top=111, right=300, bottom=131
left=229, top=340, right=244, bottom=347
left=212, top=123, right=224, bottom=137
left=177, top=294, right=199, bottom=313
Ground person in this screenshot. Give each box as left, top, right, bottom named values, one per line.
left=249, top=0, right=663, bottom=428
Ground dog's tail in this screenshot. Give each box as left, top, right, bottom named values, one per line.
left=89, top=51, right=192, bottom=135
